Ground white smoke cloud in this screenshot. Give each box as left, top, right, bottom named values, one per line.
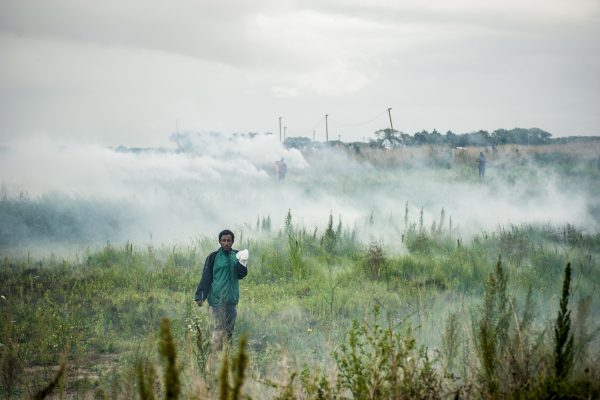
left=0, top=133, right=597, bottom=250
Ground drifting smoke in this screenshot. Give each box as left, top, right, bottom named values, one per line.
left=0, top=132, right=598, bottom=252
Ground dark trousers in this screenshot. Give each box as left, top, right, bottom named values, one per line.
left=210, top=304, right=237, bottom=351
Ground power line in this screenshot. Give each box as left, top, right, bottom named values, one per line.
left=278, top=109, right=393, bottom=140
left=310, top=115, right=326, bottom=131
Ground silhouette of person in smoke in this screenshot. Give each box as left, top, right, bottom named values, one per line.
left=278, top=158, right=287, bottom=180
left=195, top=230, right=248, bottom=352
left=477, top=152, right=487, bottom=177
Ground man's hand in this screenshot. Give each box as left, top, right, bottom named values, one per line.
left=196, top=300, right=203, bottom=307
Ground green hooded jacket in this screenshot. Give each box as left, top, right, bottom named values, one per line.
left=195, top=248, right=248, bottom=306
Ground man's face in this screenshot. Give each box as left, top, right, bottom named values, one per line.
left=219, top=234, right=234, bottom=252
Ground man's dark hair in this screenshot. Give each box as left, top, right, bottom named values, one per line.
left=218, top=229, right=235, bottom=241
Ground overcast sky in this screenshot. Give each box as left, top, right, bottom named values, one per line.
left=1, top=0, right=599, bottom=146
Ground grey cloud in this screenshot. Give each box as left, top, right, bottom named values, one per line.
left=0, top=1, right=272, bottom=68
left=0, top=0, right=599, bottom=143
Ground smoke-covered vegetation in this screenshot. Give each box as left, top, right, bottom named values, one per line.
left=1, top=131, right=599, bottom=251
left=357, top=127, right=599, bottom=148
left=1, top=132, right=600, bottom=398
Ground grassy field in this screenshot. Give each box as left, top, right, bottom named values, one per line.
left=1, top=143, right=600, bottom=399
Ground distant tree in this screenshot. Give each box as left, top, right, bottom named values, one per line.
left=445, top=131, right=459, bottom=147
left=429, top=129, right=444, bottom=144
left=413, top=130, right=430, bottom=145
left=527, top=128, right=552, bottom=144
left=493, top=128, right=547, bottom=145
left=374, top=128, right=402, bottom=148
left=412, top=130, right=443, bottom=145
left=491, top=129, right=509, bottom=145
left=553, top=135, right=600, bottom=144
left=369, top=126, right=562, bottom=148
left=284, top=136, right=312, bottom=149
left=509, top=128, right=530, bottom=145
left=464, top=130, right=490, bottom=146
left=399, top=132, right=413, bottom=145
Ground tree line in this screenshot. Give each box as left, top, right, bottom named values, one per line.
left=284, top=127, right=599, bottom=149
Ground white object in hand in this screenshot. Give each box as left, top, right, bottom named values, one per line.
left=236, top=249, right=249, bottom=266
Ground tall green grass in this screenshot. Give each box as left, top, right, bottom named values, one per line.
left=1, top=212, right=599, bottom=398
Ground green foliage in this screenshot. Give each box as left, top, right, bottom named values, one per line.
left=158, top=318, right=181, bottom=400
left=441, top=312, right=460, bottom=374
left=284, top=209, right=292, bottom=234
left=554, top=263, right=574, bottom=380
left=219, top=352, right=229, bottom=400
left=283, top=136, right=312, bottom=149
left=288, top=234, right=305, bottom=279
left=0, top=338, right=23, bottom=399
left=474, top=257, right=510, bottom=395
left=218, top=336, right=249, bottom=400
left=466, top=258, right=600, bottom=399
left=501, top=284, right=546, bottom=396
left=436, top=208, right=446, bottom=236
left=135, top=359, right=157, bottom=400
left=0, top=193, right=136, bottom=247
left=232, top=336, right=248, bottom=400
left=32, top=362, right=66, bottom=400
left=269, top=367, right=334, bottom=400
left=379, top=126, right=560, bottom=147
left=334, top=306, right=442, bottom=399
left=187, top=313, right=211, bottom=372
left=299, top=366, right=334, bottom=400
left=285, top=211, right=307, bottom=280
left=321, top=212, right=337, bottom=254
left=360, top=243, right=388, bottom=279
left=497, top=225, right=534, bottom=267
left=1, top=216, right=600, bottom=398
left=261, top=215, right=272, bottom=232
left=572, top=296, right=600, bottom=371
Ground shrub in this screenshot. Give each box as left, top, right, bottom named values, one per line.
left=554, top=263, right=574, bottom=379
left=360, top=243, right=388, bottom=279
left=334, top=306, right=443, bottom=399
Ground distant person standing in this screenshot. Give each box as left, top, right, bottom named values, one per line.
left=195, top=230, right=248, bottom=352
left=278, top=158, right=287, bottom=180
left=274, top=160, right=280, bottom=178
left=477, top=151, right=487, bottom=177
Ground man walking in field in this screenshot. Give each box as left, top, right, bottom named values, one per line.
left=278, top=158, right=287, bottom=180
left=477, top=151, right=487, bottom=177
left=195, top=229, right=248, bottom=351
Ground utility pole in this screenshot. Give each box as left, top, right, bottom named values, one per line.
left=284, top=126, right=287, bottom=141
left=325, top=114, right=329, bottom=142
left=279, top=117, right=282, bottom=142
left=338, top=134, right=341, bottom=142
left=387, top=108, right=394, bottom=131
